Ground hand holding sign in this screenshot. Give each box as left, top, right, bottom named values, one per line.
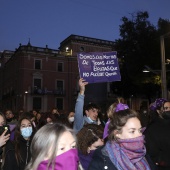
left=79, top=78, right=88, bottom=95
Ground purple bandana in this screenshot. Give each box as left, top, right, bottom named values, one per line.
left=37, top=149, right=79, bottom=170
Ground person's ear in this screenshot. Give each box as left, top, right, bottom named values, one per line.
left=85, top=110, right=89, bottom=117
left=116, top=134, right=120, bottom=138
left=114, top=130, right=120, bottom=138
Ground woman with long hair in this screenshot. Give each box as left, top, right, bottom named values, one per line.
left=88, top=103, right=156, bottom=170
left=25, top=123, right=79, bottom=170
left=3, top=117, right=35, bottom=170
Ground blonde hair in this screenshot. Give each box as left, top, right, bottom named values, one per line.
left=107, top=97, right=125, bottom=119
left=25, top=123, right=76, bottom=170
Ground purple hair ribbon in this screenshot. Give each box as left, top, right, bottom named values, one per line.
left=115, top=103, right=129, bottom=112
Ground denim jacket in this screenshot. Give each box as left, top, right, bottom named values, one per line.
left=73, top=93, right=96, bottom=133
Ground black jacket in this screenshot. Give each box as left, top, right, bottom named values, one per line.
left=144, top=117, right=170, bottom=169
left=3, top=136, right=32, bottom=170
left=88, top=146, right=157, bottom=170
left=0, top=147, right=2, bottom=155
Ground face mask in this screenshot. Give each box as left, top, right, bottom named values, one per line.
left=68, top=117, right=74, bottom=123
left=87, top=116, right=94, bottom=123
left=21, top=127, right=33, bottom=138
left=37, top=149, right=79, bottom=170
left=162, top=111, right=170, bottom=119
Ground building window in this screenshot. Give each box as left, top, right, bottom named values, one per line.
left=58, top=62, right=63, bottom=72
left=56, top=98, right=63, bottom=110
left=34, top=78, right=42, bottom=89
left=35, top=59, right=41, bottom=70
left=33, top=97, right=42, bottom=110
left=56, top=80, right=64, bottom=90
left=55, top=80, right=64, bottom=94
left=80, top=46, right=85, bottom=52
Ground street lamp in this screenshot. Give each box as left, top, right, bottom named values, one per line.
left=160, top=32, right=170, bottom=99
left=143, top=65, right=161, bottom=75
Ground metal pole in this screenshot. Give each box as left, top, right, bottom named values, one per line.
left=23, top=94, right=26, bottom=111
left=160, top=36, right=167, bottom=99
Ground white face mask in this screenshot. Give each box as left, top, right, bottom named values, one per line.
left=87, top=116, right=94, bottom=123
left=68, top=117, right=74, bottom=123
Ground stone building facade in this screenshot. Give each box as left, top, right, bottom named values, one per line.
left=0, top=35, right=114, bottom=113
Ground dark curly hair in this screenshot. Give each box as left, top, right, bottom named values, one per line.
left=37, top=112, right=57, bottom=129
left=84, top=103, right=101, bottom=116
left=108, top=109, right=139, bottom=141
left=77, top=124, right=103, bottom=155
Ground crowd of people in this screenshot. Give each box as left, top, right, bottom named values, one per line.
left=0, top=78, right=169, bottom=170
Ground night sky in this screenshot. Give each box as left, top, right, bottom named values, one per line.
left=0, top=0, right=170, bottom=51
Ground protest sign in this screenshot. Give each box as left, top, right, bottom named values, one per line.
left=77, top=51, right=121, bottom=83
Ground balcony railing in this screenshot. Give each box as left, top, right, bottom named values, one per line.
left=31, top=87, right=65, bottom=96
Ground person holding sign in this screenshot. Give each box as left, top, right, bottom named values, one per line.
left=73, top=78, right=101, bottom=133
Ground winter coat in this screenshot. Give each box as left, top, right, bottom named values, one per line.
left=144, top=116, right=170, bottom=170
left=2, top=136, right=32, bottom=170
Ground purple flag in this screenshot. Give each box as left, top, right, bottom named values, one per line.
left=77, top=51, right=121, bottom=83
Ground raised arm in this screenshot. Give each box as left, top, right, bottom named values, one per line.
left=73, top=78, right=88, bottom=133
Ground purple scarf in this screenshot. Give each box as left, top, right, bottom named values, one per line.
left=37, top=149, right=79, bottom=170
left=105, top=136, right=151, bottom=170
left=78, top=150, right=95, bottom=170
